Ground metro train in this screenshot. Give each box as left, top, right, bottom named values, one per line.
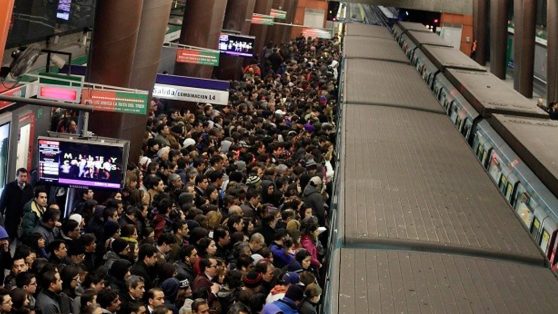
left=392, top=21, right=558, bottom=271
left=322, top=21, right=558, bottom=313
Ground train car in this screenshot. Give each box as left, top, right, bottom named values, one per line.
left=344, top=22, right=394, bottom=39
left=343, top=36, right=409, bottom=63
left=392, top=21, right=430, bottom=44
left=328, top=248, right=558, bottom=313
left=444, top=69, right=547, bottom=118
left=323, top=55, right=558, bottom=313
left=341, top=58, right=544, bottom=264
left=400, top=30, right=453, bottom=60
left=413, top=44, right=486, bottom=88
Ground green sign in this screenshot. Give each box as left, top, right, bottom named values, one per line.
left=39, top=72, right=83, bottom=87
left=270, top=9, right=287, bottom=20
left=252, top=13, right=274, bottom=25
left=81, top=88, right=149, bottom=115
left=176, top=48, right=220, bottom=66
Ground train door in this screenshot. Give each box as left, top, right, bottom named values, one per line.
left=461, top=118, right=473, bottom=140
left=487, top=151, right=503, bottom=184
left=530, top=216, right=542, bottom=246
left=0, top=113, right=12, bottom=194
left=449, top=102, right=459, bottom=124
left=498, top=169, right=518, bottom=204
left=513, top=185, right=535, bottom=228
left=540, top=218, right=557, bottom=255
left=473, top=133, right=491, bottom=168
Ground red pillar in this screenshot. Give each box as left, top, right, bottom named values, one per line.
left=175, top=0, right=228, bottom=78
left=489, top=0, right=510, bottom=79
left=0, top=0, right=15, bottom=65
left=251, top=0, right=273, bottom=57
left=548, top=0, right=558, bottom=104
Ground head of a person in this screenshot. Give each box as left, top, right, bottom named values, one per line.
left=97, top=289, right=121, bottom=312
left=16, top=168, right=28, bottom=185
left=40, top=270, right=62, bottom=293
left=0, top=288, right=12, bottom=313
left=42, top=207, right=61, bottom=228
left=15, top=272, right=37, bottom=295
left=147, top=288, right=165, bottom=308
left=200, top=258, right=218, bottom=278
left=191, top=298, right=209, bottom=314
left=138, top=244, right=158, bottom=267
left=126, top=275, right=145, bottom=300
left=49, top=239, right=67, bottom=259
left=33, top=187, right=48, bottom=207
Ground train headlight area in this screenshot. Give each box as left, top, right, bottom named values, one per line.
left=323, top=15, right=558, bottom=314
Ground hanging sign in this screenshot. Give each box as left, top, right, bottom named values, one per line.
left=252, top=13, right=274, bottom=25
left=176, top=48, right=220, bottom=66
left=270, top=9, right=287, bottom=20
left=81, top=89, right=149, bottom=115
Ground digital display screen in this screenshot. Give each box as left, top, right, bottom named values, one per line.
left=56, top=0, right=72, bottom=21
left=38, top=138, right=125, bottom=189
left=218, top=33, right=255, bottom=57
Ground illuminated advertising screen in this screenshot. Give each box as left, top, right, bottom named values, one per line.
left=218, top=33, right=255, bottom=57
left=56, top=0, right=72, bottom=21
left=38, top=136, right=128, bottom=190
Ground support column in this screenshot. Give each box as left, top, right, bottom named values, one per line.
left=268, top=0, right=286, bottom=45
left=217, top=0, right=257, bottom=81
left=549, top=0, right=558, bottom=104
left=126, top=0, right=173, bottom=162
left=251, top=0, right=273, bottom=58
left=513, top=0, right=523, bottom=90
left=517, top=0, right=536, bottom=97
left=175, top=0, right=228, bottom=79
left=282, top=0, right=298, bottom=43
left=489, top=0, right=509, bottom=79
left=223, top=0, right=256, bottom=34
left=87, top=1, right=143, bottom=149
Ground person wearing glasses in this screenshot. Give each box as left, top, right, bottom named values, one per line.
left=191, top=258, right=221, bottom=313
left=15, top=272, right=37, bottom=309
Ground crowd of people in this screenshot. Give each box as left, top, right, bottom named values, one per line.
left=0, top=34, right=340, bottom=314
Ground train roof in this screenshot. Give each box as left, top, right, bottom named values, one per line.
left=398, top=21, right=431, bottom=32
left=408, top=30, right=454, bottom=47
left=446, top=69, right=548, bottom=118
left=343, top=36, right=409, bottom=63
left=341, top=104, right=544, bottom=263
left=343, top=59, right=443, bottom=112
left=329, top=248, right=558, bottom=313
left=422, top=45, right=487, bottom=72
left=344, top=23, right=394, bottom=39
left=490, top=114, right=558, bottom=199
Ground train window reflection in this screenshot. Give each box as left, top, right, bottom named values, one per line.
left=488, top=153, right=502, bottom=183
left=0, top=122, right=10, bottom=193
left=531, top=217, right=541, bottom=240
left=541, top=229, right=551, bottom=252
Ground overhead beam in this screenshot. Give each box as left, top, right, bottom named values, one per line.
left=330, top=0, right=473, bottom=15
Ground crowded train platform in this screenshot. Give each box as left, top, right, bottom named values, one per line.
left=0, top=34, right=340, bottom=314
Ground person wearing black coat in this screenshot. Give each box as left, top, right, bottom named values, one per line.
left=0, top=168, right=33, bottom=240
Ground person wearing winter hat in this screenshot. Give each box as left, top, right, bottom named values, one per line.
left=242, top=271, right=263, bottom=289
left=103, top=238, right=130, bottom=271
left=265, top=272, right=301, bottom=304
left=246, top=175, right=261, bottom=187
left=261, top=284, right=305, bottom=314
left=161, top=277, right=180, bottom=312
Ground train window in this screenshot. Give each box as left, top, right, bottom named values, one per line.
left=449, top=107, right=459, bottom=124
left=531, top=217, right=541, bottom=240
left=0, top=121, right=10, bottom=193
left=540, top=229, right=551, bottom=252
left=498, top=175, right=509, bottom=196
left=488, top=153, right=502, bottom=183
left=462, top=119, right=472, bottom=139
left=506, top=182, right=515, bottom=203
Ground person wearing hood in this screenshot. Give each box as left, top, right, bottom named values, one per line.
left=302, top=176, right=326, bottom=226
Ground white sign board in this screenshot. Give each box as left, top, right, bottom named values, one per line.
left=153, top=83, right=229, bottom=105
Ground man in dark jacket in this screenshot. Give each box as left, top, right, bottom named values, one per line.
left=302, top=176, right=326, bottom=226
left=130, top=244, right=158, bottom=290
left=0, top=168, right=33, bottom=240
left=36, top=270, right=63, bottom=314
